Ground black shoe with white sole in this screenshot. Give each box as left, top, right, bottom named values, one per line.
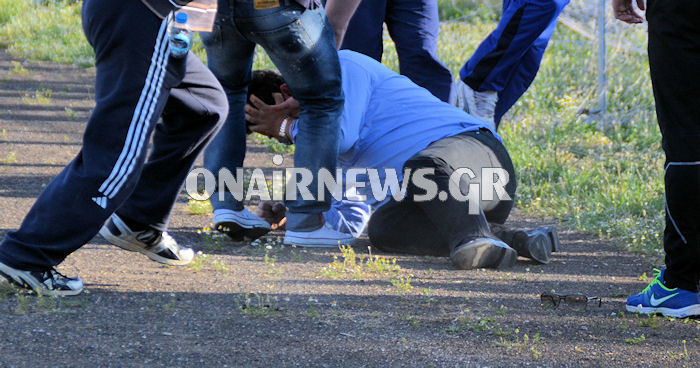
left=99, top=214, right=194, bottom=266
left=490, top=224, right=560, bottom=264
left=510, top=228, right=552, bottom=264
left=450, top=238, right=517, bottom=270
left=0, top=261, right=83, bottom=296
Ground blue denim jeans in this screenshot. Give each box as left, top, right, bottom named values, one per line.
left=201, top=0, right=344, bottom=231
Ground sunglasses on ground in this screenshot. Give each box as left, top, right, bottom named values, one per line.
left=540, top=293, right=602, bottom=310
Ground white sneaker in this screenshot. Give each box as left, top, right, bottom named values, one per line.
left=453, top=80, right=498, bottom=130
left=0, top=261, right=83, bottom=296
left=100, top=214, right=194, bottom=266
left=213, top=208, right=270, bottom=241
left=283, top=223, right=355, bottom=248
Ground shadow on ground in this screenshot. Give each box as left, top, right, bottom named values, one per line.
left=0, top=50, right=698, bottom=367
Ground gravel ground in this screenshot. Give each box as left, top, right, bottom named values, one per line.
left=0, top=51, right=698, bottom=368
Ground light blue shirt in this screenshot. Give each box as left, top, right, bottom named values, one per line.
left=291, top=50, right=498, bottom=236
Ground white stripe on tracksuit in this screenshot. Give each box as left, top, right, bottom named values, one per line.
left=98, top=15, right=171, bottom=200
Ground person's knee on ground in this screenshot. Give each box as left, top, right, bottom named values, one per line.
left=367, top=201, right=451, bottom=257
left=401, top=154, right=517, bottom=270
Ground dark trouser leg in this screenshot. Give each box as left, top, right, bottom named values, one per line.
left=492, top=31, right=548, bottom=126
left=0, top=0, right=185, bottom=271
left=368, top=200, right=450, bottom=256
left=418, top=130, right=517, bottom=225
left=368, top=130, right=517, bottom=256
left=240, top=4, right=344, bottom=231
left=385, top=0, right=453, bottom=102
left=116, top=54, right=227, bottom=231
left=647, top=0, right=700, bottom=292
left=201, top=6, right=257, bottom=213
left=459, top=0, right=567, bottom=101
left=339, top=0, right=387, bottom=61
left=491, top=0, right=567, bottom=125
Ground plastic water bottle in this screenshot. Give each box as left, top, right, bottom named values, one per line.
left=169, top=12, right=192, bottom=58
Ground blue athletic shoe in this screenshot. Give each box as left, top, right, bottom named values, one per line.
left=626, top=268, right=700, bottom=318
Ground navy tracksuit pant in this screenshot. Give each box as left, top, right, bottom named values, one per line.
left=0, top=0, right=227, bottom=271
left=340, top=0, right=452, bottom=102
left=459, top=0, right=568, bottom=127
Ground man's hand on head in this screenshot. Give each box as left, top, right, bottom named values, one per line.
left=612, top=0, right=645, bottom=24
left=256, top=202, right=287, bottom=230
left=246, top=93, right=299, bottom=140
left=246, top=93, right=285, bottom=138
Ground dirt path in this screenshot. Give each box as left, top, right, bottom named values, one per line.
left=0, top=51, right=698, bottom=368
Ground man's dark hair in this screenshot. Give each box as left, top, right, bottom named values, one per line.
left=246, top=69, right=285, bottom=133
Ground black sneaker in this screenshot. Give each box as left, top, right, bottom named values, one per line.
left=99, top=214, right=194, bottom=266
left=510, top=228, right=552, bottom=264
left=450, top=238, right=517, bottom=270
left=0, top=261, right=83, bottom=296
left=490, top=225, right=560, bottom=264
left=543, top=226, right=560, bottom=252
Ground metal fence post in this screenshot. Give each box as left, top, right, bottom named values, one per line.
left=596, top=0, right=607, bottom=127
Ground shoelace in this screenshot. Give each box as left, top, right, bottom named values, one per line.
left=138, top=231, right=179, bottom=254
left=136, top=229, right=164, bottom=246
left=38, top=268, right=71, bottom=290
left=640, top=268, right=663, bottom=294
left=46, top=268, right=71, bottom=281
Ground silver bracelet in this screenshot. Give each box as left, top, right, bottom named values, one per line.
left=278, top=119, right=291, bottom=144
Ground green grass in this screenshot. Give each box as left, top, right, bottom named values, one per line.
left=197, top=226, right=230, bottom=251
left=0, top=1, right=666, bottom=255
left=319, top=245, right=404, bottom=280
left=9, top=60, right=29, bottom=74
left=625, top=334, right=646, bottom=345
left=665, top=340, right=689, bottom=361
left=0, top=151, right=16, bottom=164
left=390, top=274, right=414, bottom=293
left=447, top=315, right=498, bottom=333
left=498, top=24, right=663, bottom=256
left=187, top=199, right=213, bottom=215
left=0, top=0, right=93, bottom=66
left=639, top=315, right=661, bottom=329
left=495, top=333, right=545, bottom=359
left=188, top=251, right=210, bottom=272
left=0, top=280, right=16, bottom=300
left=437, top=0, right=502, bottom=22
left=237, top=293, right=282, bottom=318
left=251, top=133, right=295, bottom=154
left=22, top=89, right=52, bottom=105
left=162, top=293, right=177, bottom=312
left=212, top=259, right=228, bottom=272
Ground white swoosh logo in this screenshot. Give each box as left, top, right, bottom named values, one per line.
left=650, top=293, right=679, bottom=307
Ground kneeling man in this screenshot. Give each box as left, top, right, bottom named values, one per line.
left=246, top=50, right=558, bottom=269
